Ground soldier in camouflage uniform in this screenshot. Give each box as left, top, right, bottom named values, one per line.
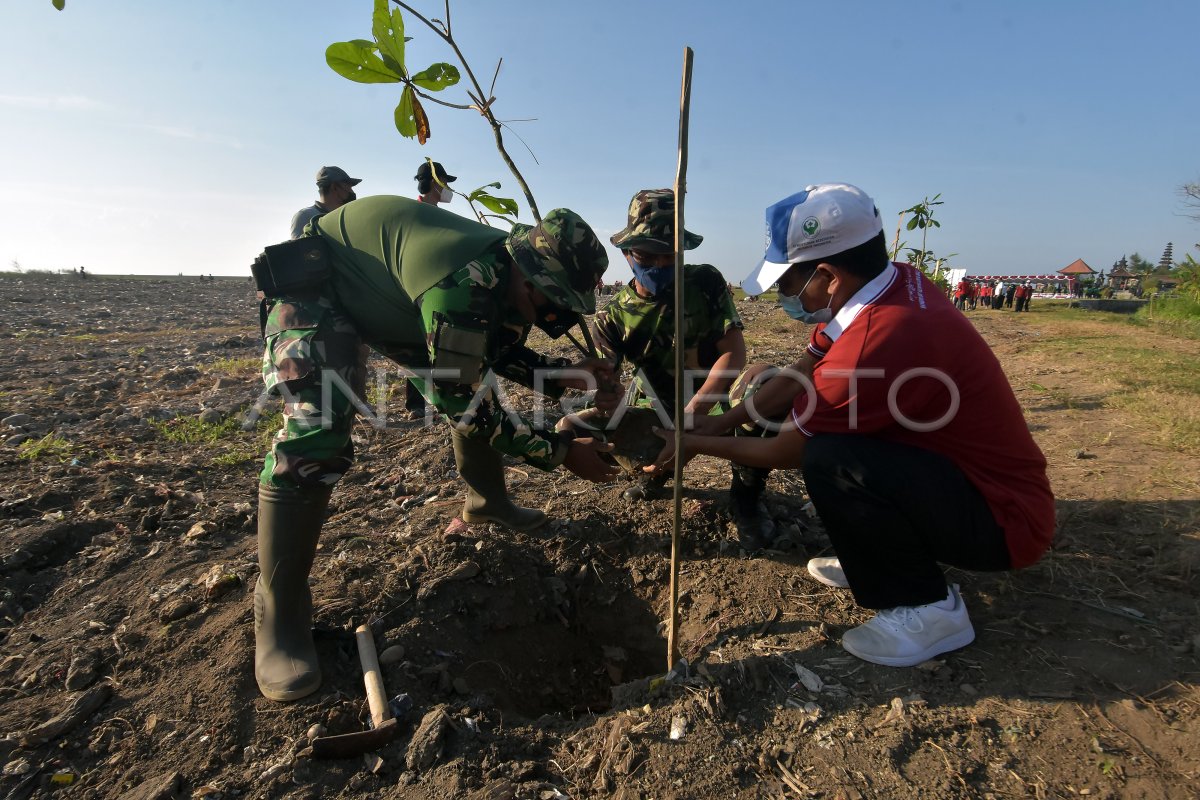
left=561, top=189, right=776, bottom=550
left=254, top=195, right=620, bottom=702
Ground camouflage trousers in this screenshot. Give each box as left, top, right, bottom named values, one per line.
left=258, top=293, right=427, bottom=490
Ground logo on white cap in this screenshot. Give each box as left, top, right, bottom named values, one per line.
left=802, top=217, right=820, bottom=237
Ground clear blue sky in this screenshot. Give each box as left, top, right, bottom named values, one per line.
left=2, top=1, right=1197, bottom=281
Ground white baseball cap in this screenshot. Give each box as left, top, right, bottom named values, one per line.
left=742, top=183, right=884, bottom=296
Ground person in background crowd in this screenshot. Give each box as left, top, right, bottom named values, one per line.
left=1014, top=282, right=1031, bottom=312
left=415, top=160, right=457, bottom=207
left=954, top=278, right=969, bottom=311
left=290, top=166, right=361, bottom=240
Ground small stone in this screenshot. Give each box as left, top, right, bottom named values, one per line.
left=669, top=715, right=687, bottom=740
left=406, top=705, right=450, bottom=771
left=960, top=683, right=978, bottom=696
left=198, top=409, right=223, bottom=425
left=452, top=677, right=470, bottom=695
left=119, top=770, right=181, bottom=800
left=185, top=522, right=213, bottom=540
left=379, top=645, right=406, bottom=665
left=5, top=434, right=30, bottom=447
left=65, top=652, right=98, bottom=690
left=2, top=414, right=32, bottom=428
left=445, top=561, right=481, bottom=582
left=159, top=598, right=198, bottom=623
left=306, top=724, right=325, bottom=743
left=2, top=757, right=31, bottom=776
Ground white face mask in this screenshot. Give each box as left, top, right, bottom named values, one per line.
left=436, top=184, right=454, bottom=203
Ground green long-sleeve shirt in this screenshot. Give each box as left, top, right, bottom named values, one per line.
left=313, top=195, right=571, bottom=469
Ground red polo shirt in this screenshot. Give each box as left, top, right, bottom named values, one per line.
left=793, top=262, right=1054, bottom=567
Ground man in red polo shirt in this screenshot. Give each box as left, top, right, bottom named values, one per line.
left=650, top=183, right=1055, bottom=667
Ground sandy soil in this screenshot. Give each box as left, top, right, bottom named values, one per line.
left=0, top=273, right=1197, bottom=800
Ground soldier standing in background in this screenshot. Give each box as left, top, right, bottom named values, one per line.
left=415, top=160, right=457, bottom=207
left=289, top=166, right=361, bottom=240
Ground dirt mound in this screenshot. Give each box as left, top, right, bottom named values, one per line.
left=0, top=274, right=1197, bottom=799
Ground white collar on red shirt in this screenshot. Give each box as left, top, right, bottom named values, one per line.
left=819, top=262, right=898, bottom=343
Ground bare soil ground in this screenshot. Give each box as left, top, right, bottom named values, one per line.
left=0, top=274, right=1197, bottom=800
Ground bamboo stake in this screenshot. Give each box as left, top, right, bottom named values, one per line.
left=668, top=46, right=694, bottom=672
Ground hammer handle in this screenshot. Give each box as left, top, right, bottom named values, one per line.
left=354, top=623, right=391, bottom=728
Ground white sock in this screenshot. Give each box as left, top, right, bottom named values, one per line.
left=931, top=591, right=955, bottom=611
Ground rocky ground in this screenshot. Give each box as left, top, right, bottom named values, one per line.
left=0, top=273, right=1197, bottom=799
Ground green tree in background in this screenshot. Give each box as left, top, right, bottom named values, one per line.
left=1128, top=253, right=1154, bottom=275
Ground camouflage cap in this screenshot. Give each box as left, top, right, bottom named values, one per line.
left=609, top=188, right=703, bottom=254
left=506, top=209, right=609, bottom=316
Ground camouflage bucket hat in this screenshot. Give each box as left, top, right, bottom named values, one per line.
left=609, top=188, right=703, bottom=254
left=506, top=209, right=609, bottom=315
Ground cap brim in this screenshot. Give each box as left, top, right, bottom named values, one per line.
left=610, top=229, right=703, bottom=253
left=741, top=259, right=789, bottom=296
left=445, top=174, right=457, bottom=183
left=348, top=178, right=362, bottom=186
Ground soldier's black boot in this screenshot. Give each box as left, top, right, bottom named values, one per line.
left=730, top=465, right=776, bottom=552
left=453, top=429, right=547, bottom=531
left=403, top=378, right=427, bottom=419
left=254, top=483, right=330, bottom=702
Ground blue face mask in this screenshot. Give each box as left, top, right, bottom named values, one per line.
left=779, top=294, right=833, bottom=324
left=630, top=259, right=675, bottom=298
left=778, top=269, right=833, bottom=324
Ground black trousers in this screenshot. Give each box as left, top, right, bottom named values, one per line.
left=802, top=434, right=1011, bottom=610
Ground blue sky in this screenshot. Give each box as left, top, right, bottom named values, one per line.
left=1, top=1, right=1197, bottom=281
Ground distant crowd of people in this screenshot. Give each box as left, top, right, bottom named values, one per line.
left=953, top=279, right=1034, bottom=312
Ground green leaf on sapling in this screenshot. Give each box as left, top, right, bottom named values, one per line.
left=327, top=40, right=402, bottom=83
left=372, top=0, right=408, bottom=77
left=411, top=63, right=461, bottom=91
left=395, top=85, right=418, bottom=137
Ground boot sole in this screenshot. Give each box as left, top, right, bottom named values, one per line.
left=256, top=673, right=321, bottom=702
left=461, top=510, right=548, bottom=532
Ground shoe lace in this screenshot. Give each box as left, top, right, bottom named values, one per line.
left=874, top=605, right=925, bottom=634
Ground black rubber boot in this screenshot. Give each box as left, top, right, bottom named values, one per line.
left=730, top=465, right=776, bottom=552
left=403, top=379, right=427, bottom=418
left=254, top=483, right=331, bottom=702
left=453, top=429, right=547, bottom=531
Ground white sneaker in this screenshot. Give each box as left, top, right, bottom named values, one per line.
left=807, top=557, right=849, bottom=589
left=841, top=584, right=975, bottom=667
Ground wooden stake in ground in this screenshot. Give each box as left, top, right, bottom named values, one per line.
left=668, top=46, right=694, bottom=672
